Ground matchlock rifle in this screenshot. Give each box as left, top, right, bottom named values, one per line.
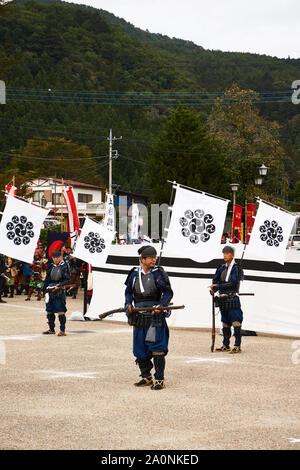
left=99, top=304, right=185, bottom=321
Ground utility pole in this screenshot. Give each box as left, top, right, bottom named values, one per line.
left=108, top=128, right=122, bottom=194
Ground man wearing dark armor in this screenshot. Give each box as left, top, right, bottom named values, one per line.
left=41, top=251, right=70, bottom=336
left=210, top=245, right=244, bottom=353
left=125, top=246, right=173, bottom=390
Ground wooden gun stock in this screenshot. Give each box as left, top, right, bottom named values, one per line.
left=99, top=304, right=185, bottom=321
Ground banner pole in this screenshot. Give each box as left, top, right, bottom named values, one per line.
left=168, top=180, right=229, bottom=202
left=83, top=262, right=89, bottom=320
left=211, top=293, right=216, bottom=352
left=157, top=181, right=177, bottom=267
left=61, top=178, right=64, bottom=232
left=239, top=200, right=259, bottom=265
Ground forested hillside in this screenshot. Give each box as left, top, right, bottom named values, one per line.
left=0, top=0, right=299, bottom=206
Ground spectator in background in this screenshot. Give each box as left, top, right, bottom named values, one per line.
left=6, top=257, right=18, bottom=298
left=18, top=262, right=32, bottom=296
left=0, top=253, right=8, bottom=303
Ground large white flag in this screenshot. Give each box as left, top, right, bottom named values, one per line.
left=103, top=193, right=115, bottom=233
left=244, top=200, right=296, bottom=265
left=0, top=195, right=49, bottom=263
left=164, top=185, right=229, bottom=262
left=73, top=217, right=114, bottom=267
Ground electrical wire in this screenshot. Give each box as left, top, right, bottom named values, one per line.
left=0, top=151, right=108, bottom=161
left=6, top=97, right=291, bottom=106
left=4, top=87, right=293, bottom=106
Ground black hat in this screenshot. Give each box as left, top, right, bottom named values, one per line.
left=138, top=245, right=157, bottom=257
left=222, top=245, right=235, bottom=254
left=51, top=250, right=62, bottom=258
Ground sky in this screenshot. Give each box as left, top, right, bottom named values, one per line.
left=66, top=0, right=300, bottom=59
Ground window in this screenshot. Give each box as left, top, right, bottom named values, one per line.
left=78, top=193, right=93, bottom=203
left=52, top=193, right=63, bottom=205
left=32, top=191, right=47, bottom=207
left=32, top=191, right=43, bottom=202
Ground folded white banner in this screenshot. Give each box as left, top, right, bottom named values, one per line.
left=73, top=217, right=114, bottom=267
left=164, top=186, right=229, bottom=263
left=244, top=200, right=296, bottom=265
left=0, top=195, right=49, bottom=263
left=103, top=193, right=115, bottom=233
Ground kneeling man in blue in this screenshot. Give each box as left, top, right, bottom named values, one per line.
left=41, top=250, right=70, bottom=336
left=210, top=245, right=244, bottom=354
left=125, top=245, right=173, bottom=390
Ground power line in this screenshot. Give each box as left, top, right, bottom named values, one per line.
left=118, top=154, right=148, bottom=165
left=6, top=97, right=291, bottom=106
left=6, top=88, right=294, bottom=96
left=0, top=151, right=108, bottom=161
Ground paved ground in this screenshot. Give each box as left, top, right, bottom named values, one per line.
left=0, top=290, right=299, bottom=451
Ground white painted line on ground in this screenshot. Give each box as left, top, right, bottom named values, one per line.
left=0, top=334, right=41, bottom=341
left=185, top=356, right=232, bottom=364
left=34, top=370, right=99, bottom=379
left=286, top=438, right=300, bottom=443
left=3, top=303, right=44, bottom=311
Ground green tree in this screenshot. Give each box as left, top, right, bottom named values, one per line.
left=10, top=137, right=105, bottom=185
left=207, top=86, right=291, bottom=206
left=289, top=180, right=300, bottom=211
left=147, top=107, right=230, bottom=203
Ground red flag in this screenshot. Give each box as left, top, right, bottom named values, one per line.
left=232, top=205, right=243, bottom=243
left=245, top=202, right=256, bottom=244
left=62, top=186, right=80, bottom=234
left=5, top=184, right=17, bottom=198
left=46, top=232, right=69, bottom=259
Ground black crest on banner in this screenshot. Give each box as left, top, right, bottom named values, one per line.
left=84, top=232, right=106, bottom=253
left=259, top=220, right=283, bottom=247
left=179, top=209, right=215, bottom=244
left=6, top=215, right=35, bottom=246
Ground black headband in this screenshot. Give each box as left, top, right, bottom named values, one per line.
left=138, top=245, right=157, bottom=257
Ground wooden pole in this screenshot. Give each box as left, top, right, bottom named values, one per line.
left=211, top=293, right=216, bottom=352
left=61, top=178, right=64, bottom=232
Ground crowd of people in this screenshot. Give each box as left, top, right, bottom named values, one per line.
left=0, top=246, right=89, bottom=304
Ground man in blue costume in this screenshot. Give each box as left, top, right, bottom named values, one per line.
left=41, top=250, right=70, bottom=336
left=210, top=245, right=244, bottom=353
left=125, top=245, right=173, bottom=390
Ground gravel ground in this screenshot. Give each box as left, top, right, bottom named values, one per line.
left=0, top=291, right=299, bottom=451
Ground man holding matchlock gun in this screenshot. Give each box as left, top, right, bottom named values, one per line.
left=210, top=245, right=244, bottom=353
left=41, top=250, right=70, bottom=336
left=124, top=245, right=174, bottom=390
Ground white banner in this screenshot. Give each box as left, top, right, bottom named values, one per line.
left=130, top=203, right=139, bottom=240
left=244, top=200, right=296, bottom=265
left=0, top=195, right=49, bottom=263
left=103, top=193, right=115, bottom=233
left=73, top=217, right=114, bottom=267
left=84, top=244, right=300, bottom=337
left=164, top=186, right=229, bottom=263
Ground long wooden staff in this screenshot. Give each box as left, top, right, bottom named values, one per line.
left=211, top=293, right=216, bottom=352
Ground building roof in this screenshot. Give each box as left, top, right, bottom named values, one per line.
left=29, top=177, right=106, bottom=191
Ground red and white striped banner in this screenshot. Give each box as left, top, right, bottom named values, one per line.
left=62, top=186, right=80, bottom=234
